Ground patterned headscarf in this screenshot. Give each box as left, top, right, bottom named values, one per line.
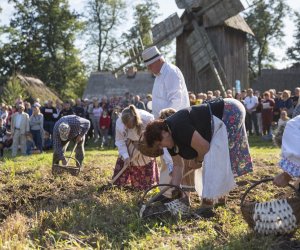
left=58, top=122, right=70, bottom=141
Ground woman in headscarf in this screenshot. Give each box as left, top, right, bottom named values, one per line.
left=112, top=105, right=159, bottom=190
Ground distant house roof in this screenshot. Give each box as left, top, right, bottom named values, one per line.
left=83, top=71, right=154, bottom=99
left=251, top=67, right=300, bottom=91
left=17, top=74, right=61, bottom=103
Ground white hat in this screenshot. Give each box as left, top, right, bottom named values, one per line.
left=58, top=122, right=70, bottom=141
left=142, top=46, right=162, bottom=66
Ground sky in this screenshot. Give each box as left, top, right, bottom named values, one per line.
left=1, top=0, right=300, bottom=69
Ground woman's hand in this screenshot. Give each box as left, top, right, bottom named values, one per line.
left=273, top=172, right=292, bottom=187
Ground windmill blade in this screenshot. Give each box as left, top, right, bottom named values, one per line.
left=152, top=13, right=184, bottom=48
left=204, top=0, right=244, bottom=26
left=186, top=27, right=215, bottom=72
left=175, top=0, right=201, bottom=9
left=176, top=0, right=244, bottom=26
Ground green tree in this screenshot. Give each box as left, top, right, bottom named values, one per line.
left=1, top=76, right=28, bottom=104
left=85, top=0, right=126, bottom=71
left=121, top=0, right=160, bottom=69
left=287, top=11, right=300, bottom=63
left=245, top=0, right=290, bottom=79
left=0, top=0, right=86, bottom=99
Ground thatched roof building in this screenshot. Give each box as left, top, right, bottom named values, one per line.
left=17, top=74, right=61, bottom=103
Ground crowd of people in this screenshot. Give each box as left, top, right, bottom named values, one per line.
left=0, top=45, right=299, bottom=220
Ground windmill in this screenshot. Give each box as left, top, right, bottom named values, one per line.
left=113, top=0, right=252, bottom=96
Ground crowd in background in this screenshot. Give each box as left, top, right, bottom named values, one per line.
left=0, top=86, right=299, bottom=159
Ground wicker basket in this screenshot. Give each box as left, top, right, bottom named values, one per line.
left=139, top=184, right=190, bottom=219
left=240, top=177, right=300, bottom=235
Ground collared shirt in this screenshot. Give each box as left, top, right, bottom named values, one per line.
left=152, top=62, right=190, bottom=172
left=152, top=62, right=190, bottom=118
left=244, top=96, right=258, bottom=110
left=53, top=115, right=90, bottom=160
left=14, top=113, right=23, bottom=129
left=115, top=109, right=154, bottom=160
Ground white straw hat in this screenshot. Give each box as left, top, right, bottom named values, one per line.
left=142, top=46, right=162, bottom=66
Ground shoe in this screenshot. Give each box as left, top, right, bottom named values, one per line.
left=195, top=206, right=215, bottom=218
left=94, top=138, right=99, bottom=143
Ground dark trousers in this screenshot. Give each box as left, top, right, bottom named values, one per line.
left=245, top=111, right=259, bottom=135
left=44, top=121, right=55, bottom=135
left=52, top=137, right=85, bottom=166
left=31, top=129, right=43, bottom=152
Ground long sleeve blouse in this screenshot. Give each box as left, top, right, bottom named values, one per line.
left=115, top=109, right=154, bottom=160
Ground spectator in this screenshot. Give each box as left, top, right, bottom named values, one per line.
left=0, top=118, right=7, bottom=159
left=58, top=101, right=75, bottom=119
left=278, top=110, right=290, bottom=128
left=92, top=98, right=103, bottom=143
left=244, top=88, right=259, bottom=136
left=26, top=132, right=36, bottom=155
left=43, top=131, right=53, bottom=151
left=73, top=98, right=85, bottom=117
left=29, top=105, right=44, bottom=153
left=11, top=103, right=30, bottom=157
left=261, top=91, right=275, bottom=136
left=99, top=110, right=111, bottom=148
left=292, top=95, right=300, bottom=118
left=214, top=90, right=221, bottom=98
left=41, top=100, right=57, bottom=135
left=133, top=95, right=146, bottom=110
left=292, top=87, right=300, bottom=108
left=0, top=104, right=8, bottom=125
left=145, top=94, right=153, bottom=113
left=255, top=90, right=263, bottom=135
left=24, top=102, right=33, bottom=116
left=278, top=90, right=293, bottom=117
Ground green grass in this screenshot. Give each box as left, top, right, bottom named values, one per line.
left=0, top=138, right=298, bottom=249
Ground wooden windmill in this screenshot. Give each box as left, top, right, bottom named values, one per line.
left=113, top=0, right=253, bottom=96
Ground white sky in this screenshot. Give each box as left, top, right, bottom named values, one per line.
left=1, top=0, right=300, bottom=69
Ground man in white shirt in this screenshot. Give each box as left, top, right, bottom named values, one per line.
left=244, top=88, right=259, bottom=136
left=11, top=103, right=30, bottom=156
left=142, top=46, right=191, bottom=195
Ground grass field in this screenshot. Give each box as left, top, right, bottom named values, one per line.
left=0, top=137, right=299, bottom=249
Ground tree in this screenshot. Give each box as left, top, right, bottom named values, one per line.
left=121, top=0, right=160, bottom=69
left=287, top=11, right=300, bottom=63
left=0, top=0, right=86, bottom=99
left=245, top=0, right=290, bottom=79
left=85, top=0, right=126, bottom=71
left=1, top=75, right=28, bottom=104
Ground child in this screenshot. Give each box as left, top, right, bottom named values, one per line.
left=278, top=110, right=290, bottom=128
left=26, top=133, right=36, bottom=155
left=0, top=118, right=7, bottom=158
left=99, top=110, right=111, bottom=148
left=43, top=131, right=53, bottom=151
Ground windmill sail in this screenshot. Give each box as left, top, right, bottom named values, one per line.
left=152, top=13, right=184, bottom=48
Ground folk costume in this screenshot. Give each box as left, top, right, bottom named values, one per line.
left=165, top=98, right=253, bottom=200
left=278, top=115, right=300, bottom=177
left=113, top=109, right=159, bottom=190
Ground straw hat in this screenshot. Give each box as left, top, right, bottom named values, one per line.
left=142, top=46, right=163, bottom=66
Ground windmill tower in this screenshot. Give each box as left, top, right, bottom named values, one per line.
left=113, top=0, right=254, bottom=96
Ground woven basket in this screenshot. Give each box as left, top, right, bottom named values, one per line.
left=139, top=184, right=190, bottom=219
left=240, top=177, right=300, bottom=235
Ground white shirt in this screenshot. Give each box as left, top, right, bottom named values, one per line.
left=244, top=95, right=258, bottom=110
left=152, top=62, right=190, bottom=172
left=15, top=113, right=23, bottom=129
left=152, top=62, right=190, bottom=118
left=115, top=109, right=154, bottom=160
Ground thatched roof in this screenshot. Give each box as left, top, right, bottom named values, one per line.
left=17, top=74, right=61, bottom=103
